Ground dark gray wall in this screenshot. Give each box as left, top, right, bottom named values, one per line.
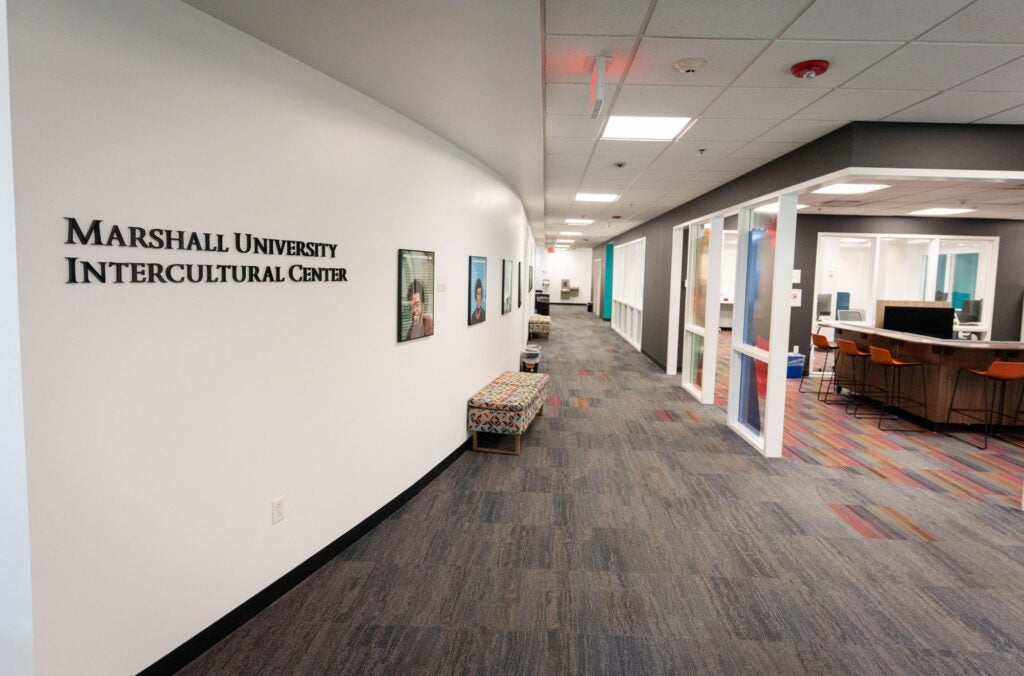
left=789, top=215, right=1024, bottom=357
left=594, top=122, right=1024, bottom=371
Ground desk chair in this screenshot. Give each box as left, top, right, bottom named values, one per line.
left=945, top=361, right=1024, bottom=449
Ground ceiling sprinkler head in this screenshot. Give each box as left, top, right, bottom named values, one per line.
left=674, top=57, right=707, bottom=74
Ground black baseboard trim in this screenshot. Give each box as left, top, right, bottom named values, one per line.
left=641, top=348, right=666, bottom=372
left=139, top=440, right=470, bottom=675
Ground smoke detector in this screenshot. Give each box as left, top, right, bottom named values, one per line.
left=674, top=57, right=707, bottom=74
left=790, top=59, right=830, bottom=80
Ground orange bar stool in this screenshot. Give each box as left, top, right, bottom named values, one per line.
left=800, top=333, right=838, bottom=401
left=830, top=338, right=871, bottom=411
left=868, top=346, right=930, bottom=431
left=945, top=361, right=1024, bottom=449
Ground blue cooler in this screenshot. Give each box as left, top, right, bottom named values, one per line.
left=787, top=353, right=805, bottom=378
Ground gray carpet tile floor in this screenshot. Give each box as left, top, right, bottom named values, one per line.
left=180, top=305, right=1024, bottom=675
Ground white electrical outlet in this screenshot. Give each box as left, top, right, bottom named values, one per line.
left=271, top=496, right=285, bottom=525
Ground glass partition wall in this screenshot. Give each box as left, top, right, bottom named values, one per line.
left=681, top=223, right=710, bottom=397
left=812, top=233, right=997, bottom=352
left=611, top=237, right=646, bottom=349
left=727, top=195, right=798, bottom=457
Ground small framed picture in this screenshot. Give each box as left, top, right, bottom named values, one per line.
left=502, top=259, right=513, bottom=314
left=398, top=249, right=435, bottom=342
left=517, top=261, right=522, bottom=308
left=468, top=256, right=487, bottom=325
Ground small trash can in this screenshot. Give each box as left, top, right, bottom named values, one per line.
left=521, top=344, right=542, bottom=373
left=787, top=353, right=805, bottom=378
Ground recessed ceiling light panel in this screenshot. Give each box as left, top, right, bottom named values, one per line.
left=812, top=183, right=890, bottom=195
left=575, top=193, right=618, bottom=202
left=560, top=231, right=583, bottom=236
left=601, top=116, right=693, bottom=141
left=564, top=218, right=594, bottom=225
left=909, top=207, right=975, bottom=216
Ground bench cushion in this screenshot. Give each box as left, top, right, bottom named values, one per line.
left=467, top=371, right=549, bottom=436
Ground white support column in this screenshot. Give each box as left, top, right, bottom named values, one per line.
left=0, top=1, right=35, bottom=671
left=701, top=216, right=724, bottom=404
left=665, top=225, right=684, bottom=375
left=763, top=193, right=799, bottom=458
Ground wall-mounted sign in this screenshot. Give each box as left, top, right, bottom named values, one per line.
left=63, top=217, right=347, bottom=284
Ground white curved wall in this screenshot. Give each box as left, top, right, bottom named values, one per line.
left=9, top=1, right=533, bottom=673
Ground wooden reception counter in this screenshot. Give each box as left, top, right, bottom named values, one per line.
left=825, top=322, right=1024, bottom=425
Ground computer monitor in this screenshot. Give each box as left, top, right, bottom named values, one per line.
left=934, top=290, right=948, bottom=302
left=816, top=293, right=832, bottom=317
left=883, top=306, right=954, bottom=339
left=959, top=299, right=982, bottom=324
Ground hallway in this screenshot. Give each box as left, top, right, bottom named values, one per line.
left=182, top=305, right=1024, bottom=674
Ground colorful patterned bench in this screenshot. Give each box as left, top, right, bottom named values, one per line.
left=528, top=314, right=551, bottom=339
left=467, top=371, right=549, bottom=455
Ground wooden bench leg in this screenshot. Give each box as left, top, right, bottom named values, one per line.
left=472, top=431, right=521, bottom=455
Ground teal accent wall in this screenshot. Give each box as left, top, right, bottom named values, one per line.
left=603, top=243, right=614, bottom=320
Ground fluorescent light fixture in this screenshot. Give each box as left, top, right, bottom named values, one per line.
left=564, top=218, right=594, bottom=225
left=753, top=203, right=807, bottom=214
left=601, top=115, right=693, bottom=141
left=554, top=246, right=570, bottom=250
left=839, top=238, right=868, bottom=244
left=555, top=239, right=575, bottom=244
left=909, top=207, right=975, bottom=216
left=575, top=193, right=618, bottom=202
left=560, top=231, right=583, bottom=236
left=812, top=183, right=890, bottom=195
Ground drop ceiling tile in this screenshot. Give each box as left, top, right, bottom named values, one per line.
left=547, top=115, right=603, bottom=139
left=782, top=0, right=970, bottom=40
left=920, top=0, right=1024, bottom=43
left=545, top=153, right=591, bottom=168
left=756, top=119, right=846, bottom=142
left=884, top=91, right=1024, bottom=122
left=647, top=0, right=809, bottom=39
left=792, top=88, right=937, bottom=120
left=701, top=87, right=827, bottom=119
left=611, top=85, right=724, bottom=116
left=976, top=104, right=1024, bottom=124
left=584, top=162, right=648, bottom=180
left=545, top=36, right=636, bottom=84
left=545, top=0, right=650, bottom=36
left=734, top=40, right=903, bottom=88
left=546, top=165, right=586, bottom=182
left=576, top=179, right=633, bottom=193
left=546, top=83, right=616, bottom=115
left=844, top=43, right=1024, bottom=91
left=730, top=141, right=803, bottom=159
left=628, top=177, right=693, bottom=190
left=955, top=56, right=1024, bottom=92
left=662, top=139, right=746, bottom=158
left=626, top=37, right=768, bottom=86
left=681, top=118, right=781, bottom=142
left=546, top=136, right=598, bottom=154
left=593, top=138, right=672, bottom=159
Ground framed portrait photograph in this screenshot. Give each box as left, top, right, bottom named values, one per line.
left=398, top=249, right=435, bottom=342
left=501, top=258, right=513, bottom=315
left=517, top=261, right=522, bottom=308
left=468, top=256, right=487, bottom=325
